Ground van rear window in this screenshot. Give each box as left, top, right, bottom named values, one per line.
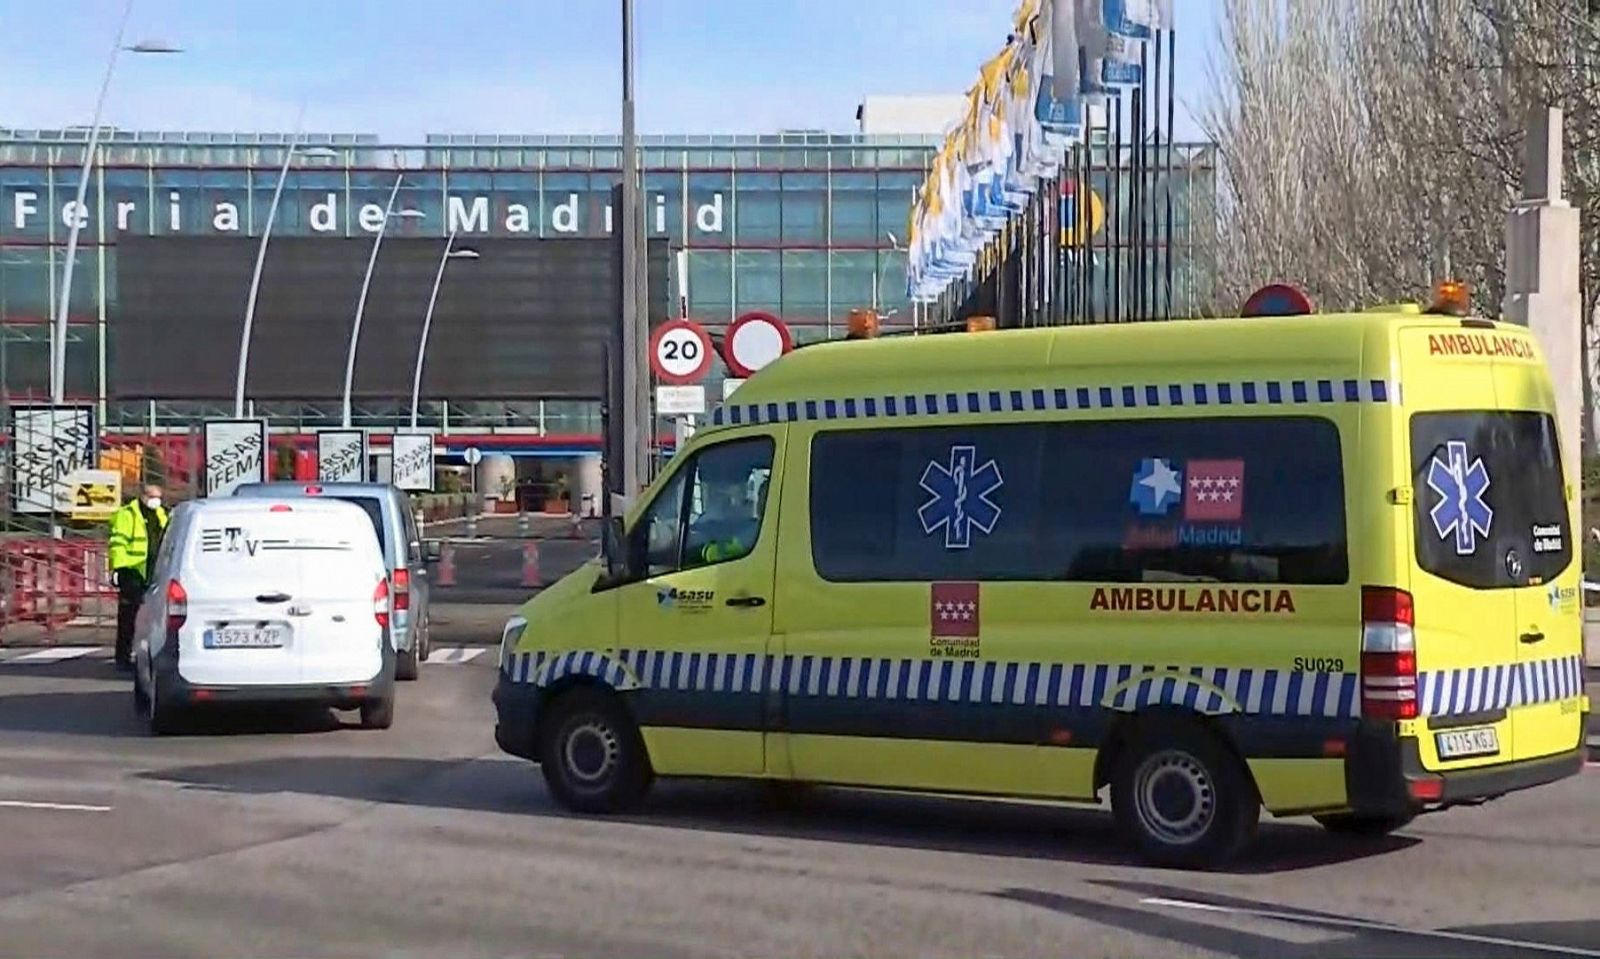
left=332, top=496, right=386, bottom=553
left=1410, top=411, right=1569, bottom=589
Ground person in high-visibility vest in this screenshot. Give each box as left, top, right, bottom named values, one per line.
left=683, top=467, right=765, bottom=568
left=108, top=484, right=168, bottom=669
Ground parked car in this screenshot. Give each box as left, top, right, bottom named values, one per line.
left=232, top=482, right=433, bottom=679
left=132, top=497, right=397, bottom=735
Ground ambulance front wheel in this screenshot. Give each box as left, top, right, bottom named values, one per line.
left=1111, top=717, right=1260, bottom=869
left=538, top=687, right=653, bottom=814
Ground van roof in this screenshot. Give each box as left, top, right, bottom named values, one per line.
left=184, top=497, right=374, bottom=519
left=234, top=482, right=400, bottom=498
left=712, top=312, right=1524, bottom=428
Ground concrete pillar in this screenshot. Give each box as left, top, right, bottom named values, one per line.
left=1502, top=108, right=1583, bottom=485
left=573, top=454, right=604, bottom=517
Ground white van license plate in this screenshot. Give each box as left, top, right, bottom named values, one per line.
left=206, top=625, right=285, bottom=649
left=1436, top=727, right=1499, bottom=759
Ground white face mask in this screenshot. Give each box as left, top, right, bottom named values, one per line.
left=143, top=496, right=162, bottom=510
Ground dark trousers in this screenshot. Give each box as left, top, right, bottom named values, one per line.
left=115, top=570, right=145, bottom=665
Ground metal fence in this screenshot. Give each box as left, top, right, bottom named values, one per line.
left=1, top=406, right=200, bottom=645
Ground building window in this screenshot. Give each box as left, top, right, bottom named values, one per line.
left=780, top=174, right=826, bottom=244
left=733, top=250, right=781, bottom=313
left=781, top=251, right=828, bottom=329
left=830, top=251, right=876, bottom=311
left=829, top=172, right=877, bottom=244
left=734, top=173, right=780, bottom=243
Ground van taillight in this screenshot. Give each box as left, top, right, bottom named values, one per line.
left=392, top=568, right=410, bottom=612
left=1361, top=586, right=1417, bottom=720
left=374, top=578, right=391, bottom=630
left=166, top=579, right=188, bottom=634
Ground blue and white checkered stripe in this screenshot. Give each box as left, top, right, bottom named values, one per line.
left=503, top=650, right=640, bottom=691
left=1418, top=655, right=1585, bottom=717
left=503, top=650, right=1359, bottom=719
left=706, top=378, right=1400, bottom=429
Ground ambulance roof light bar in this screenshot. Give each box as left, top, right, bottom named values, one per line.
left=1426, top=279, right=1472, bottom=317
left=1241, top=283, right=1315, bottom=318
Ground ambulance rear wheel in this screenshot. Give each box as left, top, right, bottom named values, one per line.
left=1111, top=718, right=1260, bottom=869
left=539, top=688, right=652, bottom=814
left=1313, top=812, right=1415, bottom=837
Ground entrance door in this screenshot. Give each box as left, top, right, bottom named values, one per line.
left=615, top=431, right=782, bottom=777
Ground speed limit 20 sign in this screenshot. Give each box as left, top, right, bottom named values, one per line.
left=649, top=319, right=714, bottom=385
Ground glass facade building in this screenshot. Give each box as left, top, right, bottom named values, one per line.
left=0, top=128, right=938, bottom=436
left=0, top=128, right=1215, bottom=447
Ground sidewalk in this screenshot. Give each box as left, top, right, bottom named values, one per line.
left=423, top=512, right=599, bottom=541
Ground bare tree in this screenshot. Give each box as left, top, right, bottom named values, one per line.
left=1203, top=0, right=1600, bottom=441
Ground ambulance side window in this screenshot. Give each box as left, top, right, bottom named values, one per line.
left=809, top=416, right=1347, bottom=584
left=631, top=437, right=775, bottom=577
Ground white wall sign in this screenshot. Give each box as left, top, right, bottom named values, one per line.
left=656, top=384, right=707, bottom=416
left=722, top=378, right=746, bottom=400
left=203, top=420, right=268, bottom=497
left=391, top=432, right=436, bottom=492
left=9, top=406, right=96, bottom=514
left=316, top=430, right=367, bottom=483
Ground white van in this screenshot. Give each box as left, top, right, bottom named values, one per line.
left=131, top=497, right=397, bottom=734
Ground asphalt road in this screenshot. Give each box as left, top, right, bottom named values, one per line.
left=0, top=654, right=1595, bottom=959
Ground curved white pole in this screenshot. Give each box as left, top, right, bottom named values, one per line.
left=341, top=174, right=404, bottom=427
left=410, top=230, right=456, bottom=430
left=233, top=131, right=302, bottom=417
left=52, top=0, right=133, bottom=405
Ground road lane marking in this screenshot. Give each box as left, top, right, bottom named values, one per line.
left=427, top=646, right=487, bottom=664
left=2, top=647, right=105, bottom=663
left=0, top=799, right=112, bottom=812
left=1141, top=897, right=1600, bottom=957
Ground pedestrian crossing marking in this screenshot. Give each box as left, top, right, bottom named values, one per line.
left=0, top=646, right=494, bottom=665
left=1, top=647, right=110, bottom=664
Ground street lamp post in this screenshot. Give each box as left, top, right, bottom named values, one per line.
left=617, top=0, right=648, bottom=497
left=50, top=0, right=181, bottom=404
left=341, top=175, right=423, bottom=427
left=409, top=231, right=479, bottom=429
left=232, top=141, right=338, bottom=417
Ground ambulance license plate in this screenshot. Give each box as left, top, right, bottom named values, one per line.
left=1435, top=726, right=1499, bottom=760
left=206, top=625, right=285, bottom=649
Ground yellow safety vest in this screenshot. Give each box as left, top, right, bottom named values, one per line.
left=107, top=500, right=168, bottom=573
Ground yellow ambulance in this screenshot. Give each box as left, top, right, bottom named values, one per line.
left=492, top=292, right=1590, bottom=867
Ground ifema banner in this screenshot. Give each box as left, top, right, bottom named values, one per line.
left=8, top=405, right=96, bottom=514
left=203, top=420, right=268, bottom=497
left=317, top=429, right=367, bottom=483
left=390, top=432, right=436, bottom=492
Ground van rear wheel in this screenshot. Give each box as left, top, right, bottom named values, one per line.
left=146, top=677, right=184, bottom=736
left=1110, top=718, right=1259, bottom=869
left=538, top=688, right=652, bottom=814
left=1313, top=812, right=1415, bottom=837
left=395, top=647, right=419, bottom=681
left=359, top=694, right=395, bottom=729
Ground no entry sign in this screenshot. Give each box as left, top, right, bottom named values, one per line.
left=722, top=311, right=793, bottom=378
left=649, top=319, right=714, bottom=385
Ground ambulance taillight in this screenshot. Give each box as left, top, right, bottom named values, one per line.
left=1360, top=586, right=1418, bottom=720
